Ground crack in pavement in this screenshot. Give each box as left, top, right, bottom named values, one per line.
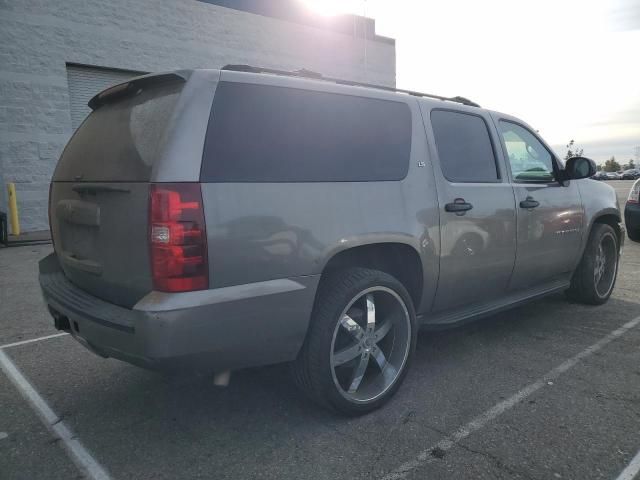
left=455, top=441, right=541, bottom=480
left=365, top=414, right=446, bottom=479
left=366, top=410, right=417, bottom=477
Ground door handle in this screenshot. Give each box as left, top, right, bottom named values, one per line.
left=445, top=198, right=473, bottom=215
left=520, top=196, right=540, bottom=209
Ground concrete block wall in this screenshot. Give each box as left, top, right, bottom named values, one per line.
left=0, top=0, right=396, bottom=232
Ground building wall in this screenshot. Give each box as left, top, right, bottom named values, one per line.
left=0, top=0, right=395, bottom=232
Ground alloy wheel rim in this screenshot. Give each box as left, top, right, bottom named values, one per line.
left=330, top=286, right=411, bottom=403
left=594, top=233, right=617, bottom=298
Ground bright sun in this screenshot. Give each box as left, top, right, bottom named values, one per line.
left=298, top=0, right=364, bottom=16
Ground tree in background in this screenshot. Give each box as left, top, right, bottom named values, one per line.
left=565, top=139, right=584, bottom=160
left=596, top=164, right=602, bottom=171
left=603, top=156, right=621, bottom=172
left=627, top=159, right=636, bottom=169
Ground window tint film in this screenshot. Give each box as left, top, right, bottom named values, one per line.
left=54, top=80, right=183, bottom=182
left=201, top=82, right=412, bottom=182
left=430, top=110, right=499, bottom=183
left=498, top=121, right=555, bottom=182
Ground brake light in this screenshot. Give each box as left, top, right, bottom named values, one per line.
left=149, top=183, right=208, bottom=292
left=628, top=182, right=640, bottom=204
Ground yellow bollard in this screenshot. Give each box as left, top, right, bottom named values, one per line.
left=7, top=183, right=20, bottom=236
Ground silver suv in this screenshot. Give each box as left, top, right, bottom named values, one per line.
left=40, top=66, right=623, bottom=415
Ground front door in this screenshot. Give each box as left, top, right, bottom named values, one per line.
left=493, top=116, right=584, bottom=291
left=423, top=107, right=517, bottom=312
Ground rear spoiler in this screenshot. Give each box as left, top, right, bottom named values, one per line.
left=88, top=71, right=190, bottom=110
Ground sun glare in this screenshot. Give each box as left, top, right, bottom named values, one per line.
left=298, top=0, right=364, bottom=16
left=298, top=0, right=638, bottom=161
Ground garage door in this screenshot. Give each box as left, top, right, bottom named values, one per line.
left=66, top=64, right=146, bottom=131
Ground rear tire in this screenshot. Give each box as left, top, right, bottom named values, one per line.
left=566, top=223, right=619, bottom=305
left=292, top=268, right=417, bottom=415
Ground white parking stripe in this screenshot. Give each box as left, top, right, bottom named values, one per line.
left=615, top=449, right=640, bottom=480
left=0, top=332, right=68, bottom=350
left=382, top=315, right=640, bottom=480
left=0, top=349, right=111, bottom=480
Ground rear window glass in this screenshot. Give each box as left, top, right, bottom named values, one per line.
left=201, top=82, right=412, bottom=182
left=431, top=110, right=499, bottom=183
left=54, top=80, right=183, bottom=182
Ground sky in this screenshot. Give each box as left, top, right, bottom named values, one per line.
left=300, top=0, right=640, bottom=165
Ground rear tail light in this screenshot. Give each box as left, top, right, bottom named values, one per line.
left=628, top=182, right=640, bottom=204
left=149, top=183, right=208, bottom=292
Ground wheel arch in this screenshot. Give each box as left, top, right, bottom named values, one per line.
left=590, top=210, right=622, bottom=248
left=318, top=242, right=424, bottom=312
left=566, top=209, right=621, bottom=305
left=576, top=209, right=623, bottom=266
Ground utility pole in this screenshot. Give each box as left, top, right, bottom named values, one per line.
left=363, top=0, right=367, bottom=82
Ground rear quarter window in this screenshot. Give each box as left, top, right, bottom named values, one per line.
left=53, top=80, right=183, bottom=182
left=201, top=82, right=412, bottom=182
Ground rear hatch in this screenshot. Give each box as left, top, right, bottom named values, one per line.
left=50, top=74, right=186, bottom=308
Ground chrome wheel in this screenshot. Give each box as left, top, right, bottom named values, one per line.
left=330, top=287, right=411, bottom=403
left=594, top=232, right=617, bottom=298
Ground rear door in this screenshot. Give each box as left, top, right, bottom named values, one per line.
left=50, top=74, right=186, bottom=307
left=421, top=106, right=517, bottom=312
left=493, top=116, right=584, bottom=290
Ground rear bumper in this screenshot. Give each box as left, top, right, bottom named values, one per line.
left=39, top=253, right=319, bottom=372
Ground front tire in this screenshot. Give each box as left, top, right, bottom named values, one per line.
left=292, top=268, right=417, bottom=415
left=566, top=223, right=619, bottom=305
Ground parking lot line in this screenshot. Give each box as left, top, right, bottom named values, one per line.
left=382, top=314, right=640, bottom=480
left=0, top=332, right=68, bottom=350
left=0, top=349, right=111, bottom=480
left=615, top=449, right=640, bottom=480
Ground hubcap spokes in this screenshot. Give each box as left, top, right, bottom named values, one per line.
left=594, top=234, right=617, bottom=297
left=594, top=244, right=605, bottom=284
left=330, top=288, right=410, bottom=402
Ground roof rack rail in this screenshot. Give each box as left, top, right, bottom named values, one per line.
left=221, top=64, right=480, bottom=108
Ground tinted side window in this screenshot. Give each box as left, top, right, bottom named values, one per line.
left=431, top=110, right=499, bottom=183
left=201, top=82, right=412, bottom=182
left=498, top=121, right=555, bottom=183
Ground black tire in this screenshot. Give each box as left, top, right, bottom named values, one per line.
left=566, top=223, right=619, bottom=305
left=292, top=268, right=417, bottom=415
left=628, top=228, right=640, bottom=242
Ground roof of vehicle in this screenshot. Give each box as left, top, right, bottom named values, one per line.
left=88, top=66, right=484, bottom=115
left=215, top=66, right=546, bottom=139
left=219, top=64, right=481, bottom=108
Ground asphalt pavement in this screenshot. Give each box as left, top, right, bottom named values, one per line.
left=1, top=180, right=639, bottom=480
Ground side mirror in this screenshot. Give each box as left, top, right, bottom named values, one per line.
left=564, top=156, right=596, bottom=180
